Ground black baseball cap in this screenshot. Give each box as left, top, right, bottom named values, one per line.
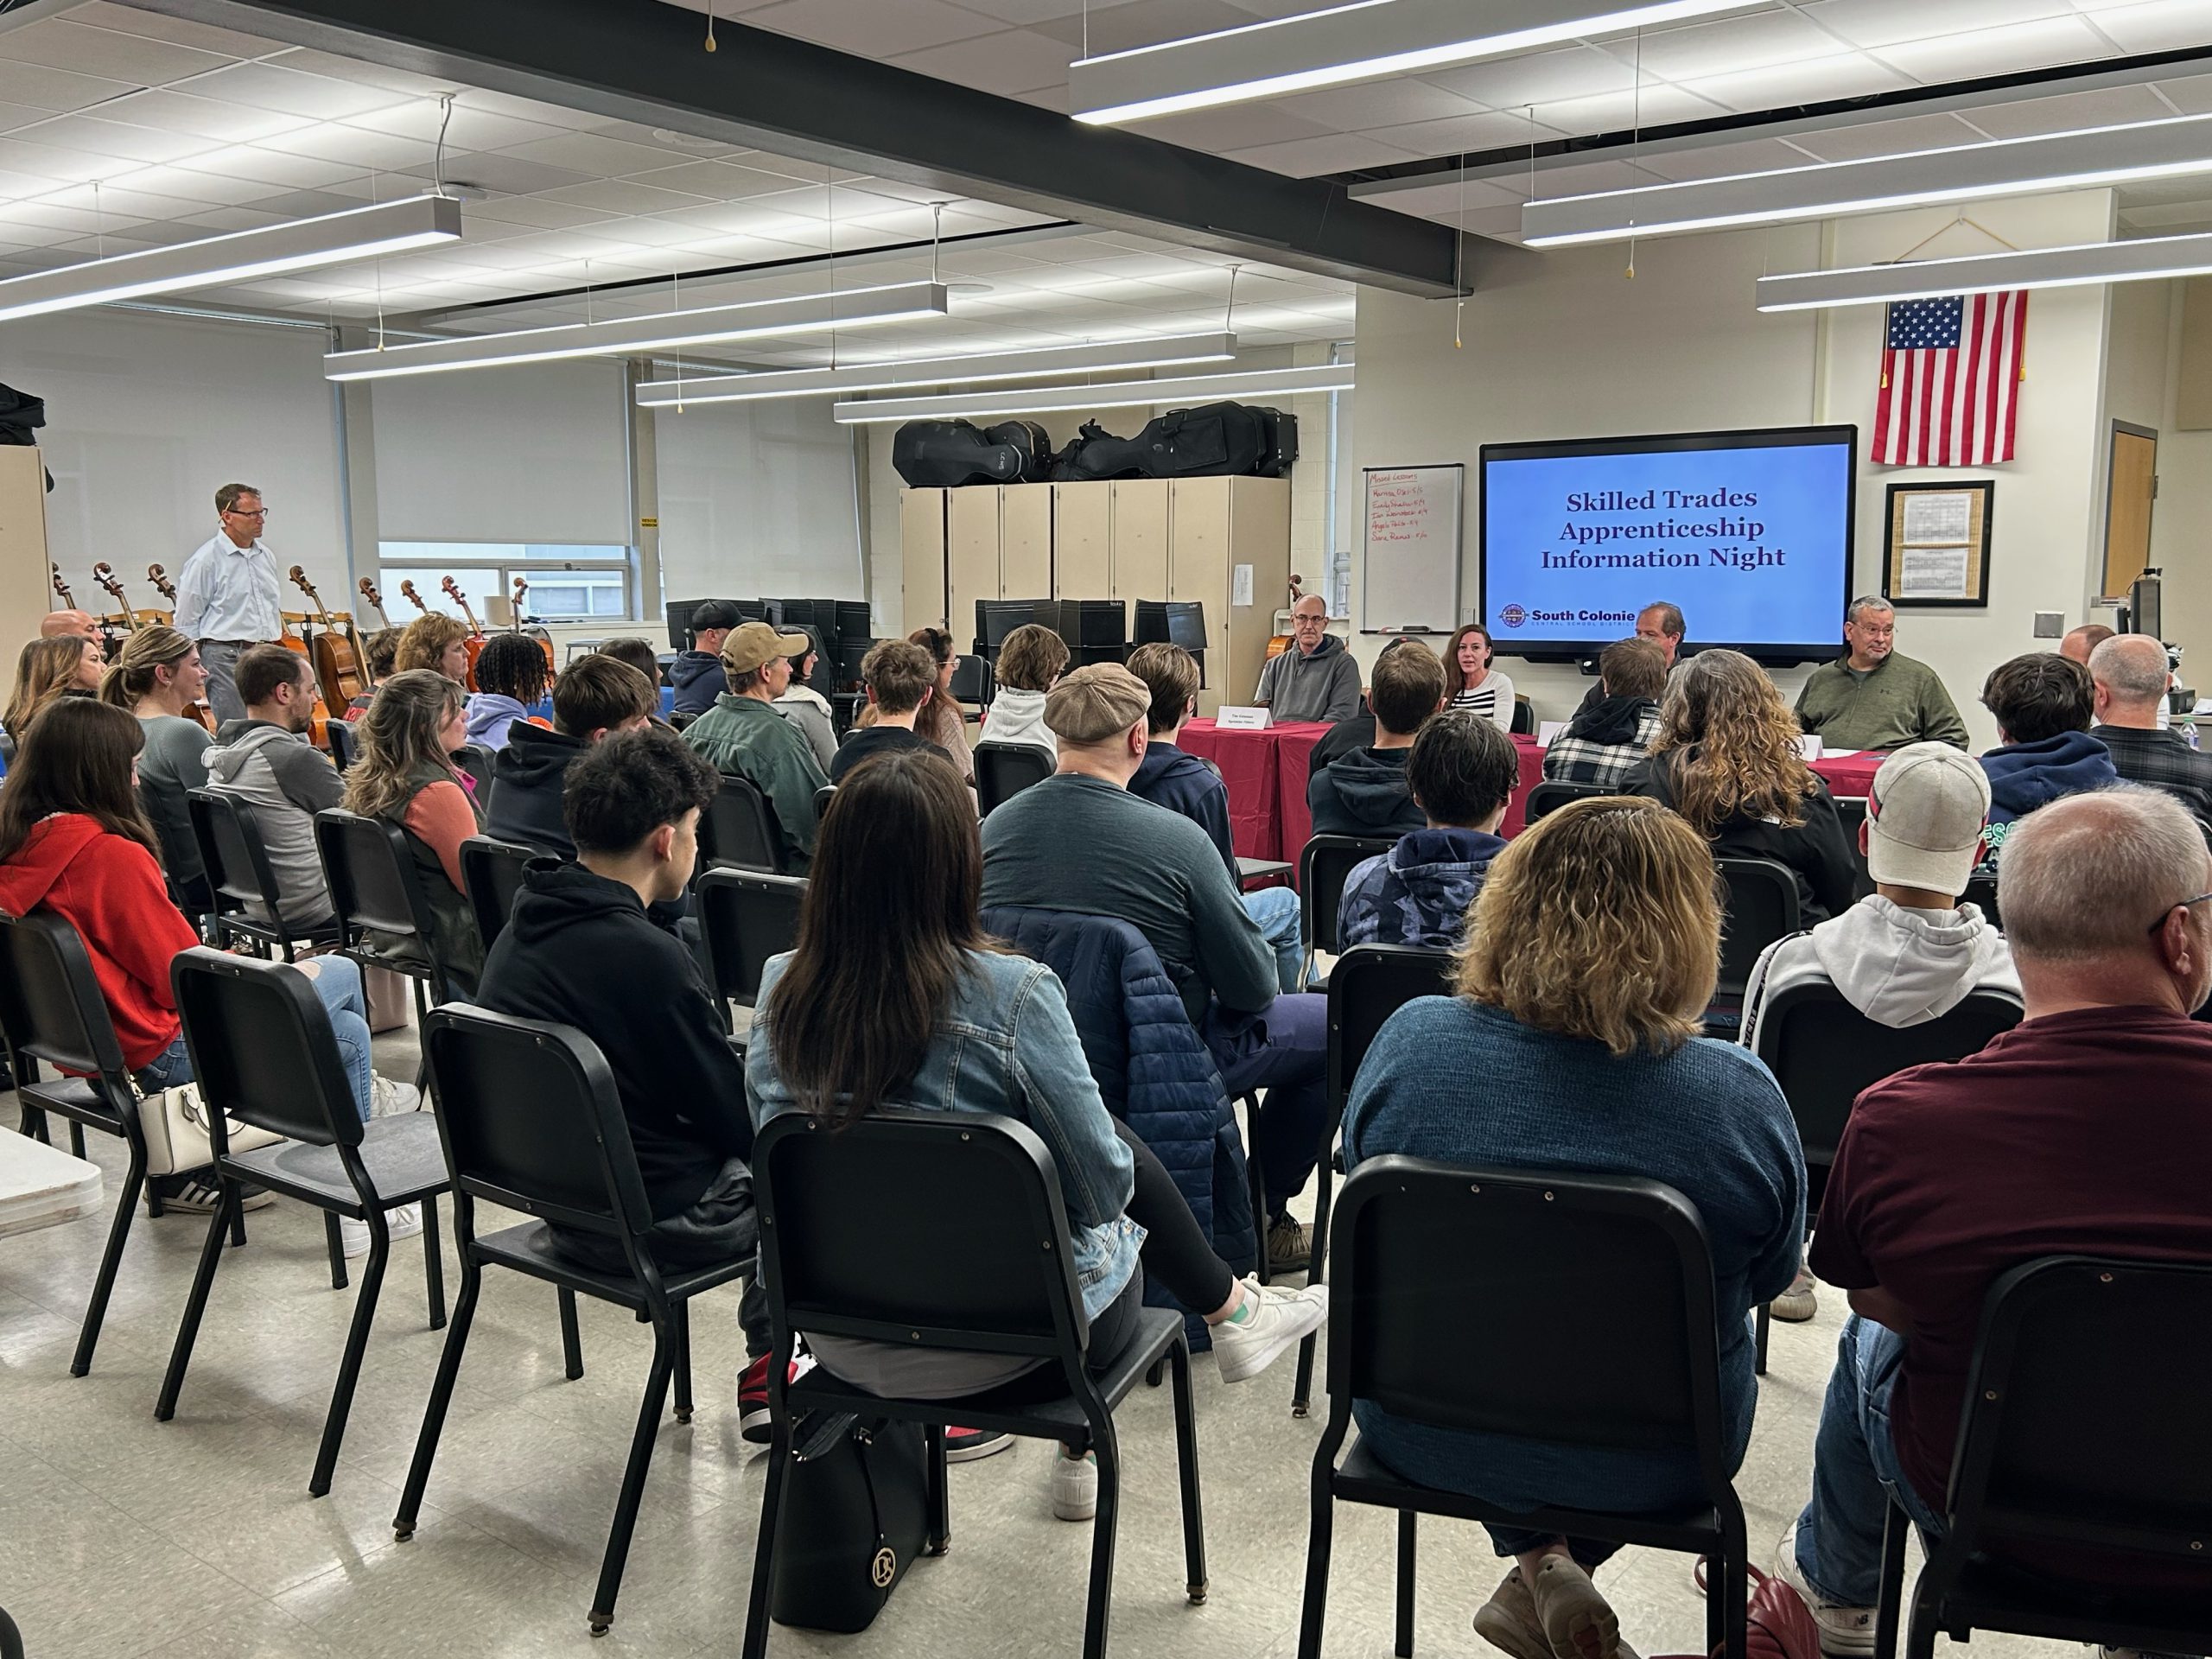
left=690, top=599, right=742, bottom=633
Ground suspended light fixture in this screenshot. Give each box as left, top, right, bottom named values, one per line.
left=1756, top=232, right=2212, bottom=311
left=832, top=361, right=1352, bottom=423
left=324, top=281, right=950, bottom=381
left=0, top=196, right=462, bottom=324
left=1070, top=0, right=1760, bottom=125
left=636, top=332, right=1237, bottom=407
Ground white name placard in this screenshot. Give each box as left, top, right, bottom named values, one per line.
left=1216, top=705, right=1273, bottom=731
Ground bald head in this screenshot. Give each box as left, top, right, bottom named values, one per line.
left=1289, top=593, right=1329, bottom=655
left=2060, top=622, right=2114, bottom=665
left=2088, top=632, right=2170, bottom=729
left=41, top=609, right=97, bottom=641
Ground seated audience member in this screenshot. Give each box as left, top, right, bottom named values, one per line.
left=1794, top=597, right=1968, bottom=752
left=1630, top=650, right=1858, bottom=924
left=40, top=608, right=100, bottom=641
left=202, top=645, right=345, bottom=932
left=829, top=639, right=950, bottom=784
left=1310, top=638, right=1422, bottom=770
left=981, top=663, right=1329, bottom=1274
left=463, top=632, right=552, bottom=751
left=486, top=655, right=657, bottom=857
left=101, top=626, right=213, bottom=912
left=681, top=620, right=830, bottom=873
left=1307, top=639, right=1445, bottom=841
left=477, top=726, right=772, bottom=1421
left=772, top=635, right=838, bottom=772
left=1127, top=641, right=1302, bottom=992
left=341, top=670, right=486, bottom=998
left=1344, top=796, right=1802, bottom=1659
left=1255, top=594, right=1361, bottom=723
left=1339, top=711, right=1517, bottom=950
left=1445, top=622, right=1516, bottom=729
left=2059, top=621, right=2114, bottom=665
left=393, top=613, right=473, bottom=684
left=345, top=628, right=402, bottom=719
left=1974, top=651, right=2115, bottom=870
left=4, top=633, right=103, bottom=742
left=751, top=746, right=1327, bottom=1510
left=977, top=623, right=1067, bottom=757
left=1543, top=637, right=1667, bottom=786
left=0, top=699, right=413, bottom=1221
left=1777, top=786, right=2212, bottom=1645
left=669, top=600, right=739, bottom=717
left=2089, top=632, right=2212, bottom=835
left=1571, top=602, right=1692, bottom=718
left=906, top=626, right=975, bottom=785
left=596, top=636, right=664, bottom=690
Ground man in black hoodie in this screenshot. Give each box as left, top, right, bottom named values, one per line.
left=669, top=599, right=741, bottom=717
left=485, top=655, right=657, bottom=856
left=1306, top=640, right=1443, bottom=840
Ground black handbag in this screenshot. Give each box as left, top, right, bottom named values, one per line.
left=770, top=1410, right=931, bottom=1633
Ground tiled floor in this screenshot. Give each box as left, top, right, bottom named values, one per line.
left=1, top=1023, right=2081, bottom=1659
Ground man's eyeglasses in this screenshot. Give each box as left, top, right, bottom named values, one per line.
left=2147, top=893, right=2212, bottom=936
left=224, top=506, right=269, bottom=518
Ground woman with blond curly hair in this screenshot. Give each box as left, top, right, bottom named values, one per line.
left=1627, top=647, right=1858, bottom=922
left=1342, top=796, right=1804, bottom=1659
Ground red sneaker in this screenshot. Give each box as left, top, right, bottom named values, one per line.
left=944, top=1426, right=1014, bottom=1462
left=738, top=1353, right=810, bottom=1445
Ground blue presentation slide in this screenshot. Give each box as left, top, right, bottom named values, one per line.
left=1482, top=436, right=1853, bottom=652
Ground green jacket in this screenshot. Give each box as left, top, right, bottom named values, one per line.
left=1794, top=652, right=1968, bottom=753
left=683, top=692, right=830, bottom=872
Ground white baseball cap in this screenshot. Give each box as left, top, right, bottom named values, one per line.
left=1865, top=742, right=1991, bottom=895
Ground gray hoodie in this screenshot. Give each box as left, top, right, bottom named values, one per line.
left=1254, top=632, right=1361, bottom=723
left=200, top=718, right=345, bottom=927
left=978, top=684, right=1056, bottom=757
left=1741, top=894, right=2020, bottom=1048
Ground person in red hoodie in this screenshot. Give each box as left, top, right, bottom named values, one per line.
left=0, top=698, right=407, bottom=1221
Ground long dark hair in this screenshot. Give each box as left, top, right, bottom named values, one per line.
left=0, top=697, right=158, bottom=865
left=761, top=747, right=996, bottom=1127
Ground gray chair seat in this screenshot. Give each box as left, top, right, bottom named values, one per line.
left=474, top=1218, right=753, bottom=1310
left=20, top=1075, right=122, bottom=1134
left=230, top=1112, right=450, bottom=1216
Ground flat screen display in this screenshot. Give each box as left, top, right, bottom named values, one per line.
left=1479, top=425, right=1858, bottom=664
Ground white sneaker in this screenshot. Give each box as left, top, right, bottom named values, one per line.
left=1773, top=1523, right=1877, bottom=1656
left=1770, top=1268, right=1819, bottom=1323
left=1051, top=1449, right=1097, bottom=1522
left=368, top=1074, right=422, bottom=1116
left=1211, top=1277, right=1329, bottom=1383
left=339, top=1203, right=425, bottom=1259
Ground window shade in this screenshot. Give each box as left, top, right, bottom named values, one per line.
left=654, top=397, right=863, bottom=602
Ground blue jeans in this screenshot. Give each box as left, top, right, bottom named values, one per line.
left=134, top=956, right=376, bottom=1127
left=1242, top=885, right=1304, bottom=995
left=1205, top=992, right=1328, bottom=1216
left=1794, top=1314, right=1945, bottom=1606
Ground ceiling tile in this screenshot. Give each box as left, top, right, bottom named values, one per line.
left=1421, top=45, right=1639, bottom=110
left=1811, top=0, right=2081, bottom=50
left=11, top=112, right=219, bottom=162
left=244, top=186, right=384, bottom=219
left=172, top=144, right=365, bottom=190
left=740, top=0, right=1003, bottom=56
left=1873, top=13, right=2115, bottom=80
left=531, top=177, right=717, bottom=214
left=888, top=27, right=1072, bottom=94
left=1632, top=137, right=1830, bottom=180
left=938, top=0, right=1088, bottom=19
left=1135, top=103, right=1332, bottom=151
left=1225, top=131, right=1425, bottom=176
left=1678, top=50, right=1912, bottom=111
left=1629, top=9, right=1849, bottom=79
left=1784, top=110, right=1984, bottom=161
left=494, top=130, right=696, bottom=177
left=1960, top=82, right=2177, bottom=138
left=66, top=2, right=275, bottom=60
left=1041, top=0, right=1256, bottom=53
left=397, top=151, right=593, bottom=195
left=465, top=195, right=625, bottom=230
left=0, top=137, right=139, bottom=184
left=81, top=88, right=311, bottom=143
left=341, top=101, right=574, bottom=152
left=182, top=61, right=416, bottom=120
left=274, top=124, right=435, bottom=169
left=1529, top=83, right=1731, bottom=137
left=2093, top=0, right=2212, bottom=54
left=264, top=46, right=458, bottom=98
left=2151, top=71, right=2212, bottom=115
left=620, top=158, right=817, bottom=200
left=1269, top=79, right=1488, bottom=133
left=103, top=164, right=276, bottom=206
left=0, top=60, right=142, bottom=113
left=0, top=17, right=235, bottom=86
left=1364, top=110, right=1562, bottom=156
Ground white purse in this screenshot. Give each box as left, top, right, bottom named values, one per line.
left=134, top=1080, right=285, bottom=1178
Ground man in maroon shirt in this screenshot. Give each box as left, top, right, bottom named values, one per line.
left=1777, top=786, right=2212, bottom=1650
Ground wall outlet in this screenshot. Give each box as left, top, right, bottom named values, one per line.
left=2032, top=611, right=2065, bottom=639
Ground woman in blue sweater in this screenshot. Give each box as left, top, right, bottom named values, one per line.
left=1344, top=796, right=1804, bottom=1659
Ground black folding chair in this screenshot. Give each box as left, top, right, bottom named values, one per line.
left=1288, top=944, right=1459, bottom=1417
left=1709, top=856, right=1802, bottom=1030
left=397, top=1007, right=750, bottom=1636
left=0, top=912, right=173, bottom=1376
left=1871, top=1255, right=2212, bottom=1659
left=156, top=949, right=449, bottom=1496
left=742, top=1110, right=1205, bottom=1659
left=1748, top=979, right=2020, bottom=1372
left=315, top=807, right=453, bottom=1021
left=1295, top=834, right=1396, bottom=989
left=1299, top=1157, right=1751, bottom=1659
left=1523, top=779, right=1612, bottom=822
left=976, top=742, right=1054, bottom=815
left=698, top=772, right=785, bottom=874
left=324, top=718, right=356, bottom=772
left=1510, top=695, right=1535, bottom=736
left=696, top=868, right=806, bottom=1035
left=459, top=835, right=536, bottom=950
left=187, top=786, right=332, bottom=962
left=449, top=742, right=493, bottom=798
left=1961, top=870, right=2001, bottom=928
left=812, top=782, right=835, bottom=821
left=946, top=652, right=992, bottom=720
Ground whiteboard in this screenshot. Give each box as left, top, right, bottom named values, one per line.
left=1360, top=464, right=1463, bottom=634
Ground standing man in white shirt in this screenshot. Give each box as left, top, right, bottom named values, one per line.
left=175, top=482, right=283, bottom=724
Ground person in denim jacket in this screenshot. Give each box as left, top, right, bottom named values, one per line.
left=746, top=746, right=1326, bottom=1520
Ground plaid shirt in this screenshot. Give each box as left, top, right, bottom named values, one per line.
left=1542, top=704, right=1662, bottom=789
left=2091, top=723, right=2212, bottom=834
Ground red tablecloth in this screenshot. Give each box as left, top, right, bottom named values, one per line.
left=1180, top=718, right=1889, bottom=870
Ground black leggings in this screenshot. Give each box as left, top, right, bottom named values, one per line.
left=1114, top=1120, right=1236, bottom=1326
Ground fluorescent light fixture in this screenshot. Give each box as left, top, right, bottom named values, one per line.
left=833, top=362, right=1353, bottom=423
left=638, top=333, right=1237, bottom=407
left=0, top=195, right=461, bottom=323
left=1070, top=0, right=1760, bottom=125
left=1523, top=111, right=2212, bottom=247
left=325, top=281, right=949, bottom=381
left=1756, top=232, right=2212, bottom=312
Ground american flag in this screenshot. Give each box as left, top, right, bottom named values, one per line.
left=1872, top=291, right=2027, bottom=467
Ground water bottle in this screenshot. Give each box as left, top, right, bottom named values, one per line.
left=2188, top=721, right=2202, bottom=753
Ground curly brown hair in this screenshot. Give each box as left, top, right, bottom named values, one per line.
left=1649, top=648, right=1815, bottom=835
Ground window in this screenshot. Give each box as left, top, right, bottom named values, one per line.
left=373, top=542, right=633, bottom=626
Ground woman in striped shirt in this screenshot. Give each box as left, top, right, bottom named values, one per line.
left=1446, top=623, right=1516, bottom=731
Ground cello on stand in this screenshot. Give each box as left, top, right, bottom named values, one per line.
left=94, top=563, right=213, bottom=733
left=440, top=575, right=487, bottom=690
left=510, top=575, right=556, bottom=676
left=289, top=567, right=365, bottom=718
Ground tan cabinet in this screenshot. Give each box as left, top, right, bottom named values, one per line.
left=1001, top=486, right=1053, bottom=597
left=899, top=488, right=948, bottom=632
left=945, top=486, right=1002, bottom=645
left=1053, top=482, right=1112, bottom=595
left=1170, top=477, right=1289, bottom=716
left=1109, top=480, right=1169, bottom=604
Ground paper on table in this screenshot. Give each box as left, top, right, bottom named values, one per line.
left=1537, top=721, right=1565, bottom=747
left=1901, top=490, right=1973, bottom=544
left=1899, top=544, right=1971, bottom=600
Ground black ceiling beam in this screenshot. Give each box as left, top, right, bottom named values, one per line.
left=126, top=0, right=1461, bottom=296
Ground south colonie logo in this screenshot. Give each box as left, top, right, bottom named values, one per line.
left=1499, top=605, right=1527, bottom=628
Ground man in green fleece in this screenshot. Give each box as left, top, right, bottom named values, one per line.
left=1795, top=596, right=1968, bottom=753
left=680, top=620, right=830, bottom=872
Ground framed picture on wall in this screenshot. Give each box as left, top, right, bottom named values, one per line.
left=1882, top=480, right=1993, bottom=608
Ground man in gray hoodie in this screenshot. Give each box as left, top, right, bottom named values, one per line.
left=201, top=643, right=345, bottom=931
left=1254, top=595, right=1361, bottom=723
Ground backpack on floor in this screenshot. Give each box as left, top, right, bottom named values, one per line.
left=770, top=1411, right=931, bottom=1633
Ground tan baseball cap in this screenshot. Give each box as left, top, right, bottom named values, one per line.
left=721, top=620, right=813, bottom=676
left=1045, top=662, right=1152, bottom=743
left=1866, top=741, right=1991, bottom=895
